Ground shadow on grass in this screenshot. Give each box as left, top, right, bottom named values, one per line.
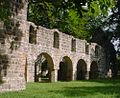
left=50, top=86, right=120, bottom=98
left=80, top=79, right=120, bottom=85
left=50, top=79, right=120, bottom=98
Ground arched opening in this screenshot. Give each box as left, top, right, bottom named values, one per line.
left=85, top=43, right=89, bottom=54
left=71, top=38, right=76, bottom=52
left=95, top=45, right=99, bottom=56
left=53, top=32, right=59, bottom=48
left=90, top=61, right=98, bottom=79
left=58, top=56, right=73, bottom=81
left=34, top=53, right=54, bottom=82
left=29, top=25, right=37, bottom=44
left=77, top=59, right=87, bottom=80
left=91, top=48, right=95, bottom=56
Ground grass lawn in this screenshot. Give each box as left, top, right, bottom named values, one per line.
left=0, top=79, right=120, bottom=98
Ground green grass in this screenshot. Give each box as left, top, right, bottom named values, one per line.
left=0, top=79, right=120, bottom=98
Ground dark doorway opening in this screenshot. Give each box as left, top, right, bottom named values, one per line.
left=90, top=61, right=98, bottom=79
left=77, top=59, right=87, bottom=80
left=35, top=53, right=54, bottom=82
left=58, top=56, right=73, bottom=81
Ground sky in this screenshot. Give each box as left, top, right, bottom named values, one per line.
left=111, top=37, right=120, bottom=51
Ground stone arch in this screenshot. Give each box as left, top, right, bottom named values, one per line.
left=58, top=56, right=73, bottom=81
left=53, top=31, right=59, bottom=48
left=34, top=52, right=54, bottom=82
left=90, top=61, right=98, bottom=79
left=76, top=59, right=87, bottom=80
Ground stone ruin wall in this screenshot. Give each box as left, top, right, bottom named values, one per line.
left=0, top=20, right=106, bottom=92
left=26, top=22, right=106, bottom=82
left=0, top=0, right=107, bottom=92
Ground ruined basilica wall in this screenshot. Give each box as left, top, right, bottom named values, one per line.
left=26, top=22, right=96, bottom=82
left=0, top=19, right=106, bottom=91
left=0, top=21, right=106, bottom=92
left=89, top=43, right=106, bottom=77
left=0, top=0, right=106, bottom=92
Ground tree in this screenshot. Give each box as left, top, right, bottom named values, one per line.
left=0, top=0, right=118, bottom=77
left=28, top=0, right=115, bottom=40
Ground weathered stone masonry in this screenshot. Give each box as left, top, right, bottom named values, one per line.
left=0, top=0, right=106, bottom=92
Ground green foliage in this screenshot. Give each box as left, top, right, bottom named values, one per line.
left=88, top=0, right=115, bottom=16
left=28, top=0, right=115, bottom=41
left=0, top=0, right=11, bottom=21
left=0, top=0, right=25, bottom=21
left=88, top=1, right=101, bottom=16
left=66, top=9, right=91, bottom=39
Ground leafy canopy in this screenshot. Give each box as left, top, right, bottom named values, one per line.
left=0, top=0, right=115, bottom=41
left=28, top=0, right=115, bottom=40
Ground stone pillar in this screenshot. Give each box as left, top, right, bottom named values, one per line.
left=51, top=69, right=58, bottom=82
left=85, top=71, right=89, bottom=80
left=86, top=60, right=91, bottom=80
left=72, top=70, right=76, bottom=80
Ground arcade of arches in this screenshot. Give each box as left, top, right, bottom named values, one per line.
left=0, top=0, right=105, bottom=92
left=24, top=22, right=102, bottom=83
left=33, top=53, right=99, bottom=82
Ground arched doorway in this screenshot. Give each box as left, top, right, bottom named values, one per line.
left=35, top=53, right=54, bottom=82
left=58, top=56, right=73, bottom=81
left=77, top=59, right=87, bottom=80
left=90, top=61, right=98, bottom=79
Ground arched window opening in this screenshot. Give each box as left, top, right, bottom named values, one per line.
left=0, top=23, right=5, bottom=44
left=85, top=44, right=89, bottom=54
left=0, top=35, right=5, bottom=44
left=0, top=54, right=9, bottom=83
left=53, top=32, right=59, bottom=48
left=29, top=25, right=37, bottom=44
left=95, top=45, right=99, bottom=56
left=71, top=38, right=76, bottom=52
